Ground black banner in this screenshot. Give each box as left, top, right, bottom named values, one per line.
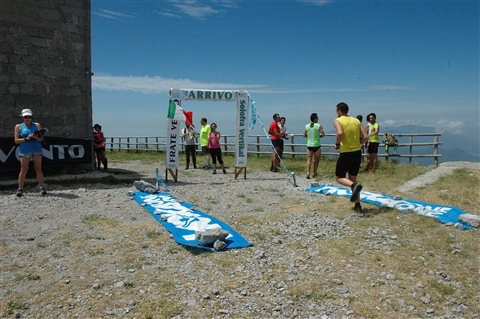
left=0, top=136, right=93, bottom=172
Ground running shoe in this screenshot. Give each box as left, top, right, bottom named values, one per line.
left=222, top=169, right=226, bottom=174
left=272, top=168, right=280, bottom=172
left=16, top=188, right=23, bottom=197
left=212, top=170, right=217, bottom=174
left=350, top=183, right=362, bottom=202
left=306, top=174, right=311, bottom=179
left=40, top=186, right=47, bottom=195
left=354, top=202, right=364, bottom=214
left=313, top=172, right=318, bottom=178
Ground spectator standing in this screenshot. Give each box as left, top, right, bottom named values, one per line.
left=276, top=117, right=289, bottom=169
left=366, top=113, right=380, bottom=173
left=182, top=125, right=198, bottom=169
left=303, top=113, right=325, bottom=179
left=199, top=118, right=211, bottom=169
left=208, top=123, right=226, bottom=174
left=333, top=103, right=368, bottom=214
left=356, top=115, right=366, bottom=163
left=93, top=124, right=108, bottom=171
left=14, top=109, right=47, bottom=196
left=268, top=113, right=282, bottom=172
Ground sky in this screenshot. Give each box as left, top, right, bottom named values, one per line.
left=91, top=0, right=479, bottom=149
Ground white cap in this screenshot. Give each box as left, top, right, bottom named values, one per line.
left=21, top=109, right=33, bottom=117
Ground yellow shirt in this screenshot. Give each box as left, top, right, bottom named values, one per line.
left=336, top=116, right=362, bottom=153
left=368, top=122, right=380, bottom=143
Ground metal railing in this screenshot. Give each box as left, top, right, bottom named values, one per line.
left=106, top=133, right=442, bottom=165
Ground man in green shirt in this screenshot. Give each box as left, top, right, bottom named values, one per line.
left=199, top=117, right=211, bottom=168
left=366, top=113, right=380, bottom=173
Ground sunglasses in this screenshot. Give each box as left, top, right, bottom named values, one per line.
left=23, top=116, right=32, bottom=119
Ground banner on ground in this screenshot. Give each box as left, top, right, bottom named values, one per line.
left=131, top=192, right=251, bottom=250
left=306, top=184, right=472, bottom=229
left=0, top=136, right=92, bottom=172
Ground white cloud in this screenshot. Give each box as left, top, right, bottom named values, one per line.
left=155, top=11, right=182, bottom=19
left=92, top=9, right=137, bottom=20
left=172, top=3, right=220, bottom=19
left=435, top=120, right=465, bottom=135
left=91, top=74, right=264, bottom=94
left=382, top=119, right=424, bottom=127
left=297, top=0, right=331, bottom=7
left=382, top=119, right=468, bottom=135
left=91, top=74, right=385, bottom=94
left=214, top=0, right=240, bottom=9
left=368, top=85, right=412, bottom=91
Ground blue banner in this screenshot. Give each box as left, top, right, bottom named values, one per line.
left=306, top=184, right=472, bottom=230
left=131, top=192, right=251, bottom=250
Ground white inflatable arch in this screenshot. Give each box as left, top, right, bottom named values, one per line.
left=166, top=88, right=250, bottom=180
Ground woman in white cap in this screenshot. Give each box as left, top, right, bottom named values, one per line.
left=14, top=109, right=47, bottom=196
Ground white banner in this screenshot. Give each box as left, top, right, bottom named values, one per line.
left=235, top=93, right=249, bottom=167
left=170, top=88, right=236, bottom=102
left=166, top=118, right=181, bottom=169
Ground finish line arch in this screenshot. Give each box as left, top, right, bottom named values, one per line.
left=166, top=88, right=250, bottom=180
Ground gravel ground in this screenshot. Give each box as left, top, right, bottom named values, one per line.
left=1, top=161, right=478, bottom=318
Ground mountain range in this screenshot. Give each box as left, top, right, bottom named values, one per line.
left=324, top=124, right=479, bottom=166
left=381, top=125, right=479, bottom=165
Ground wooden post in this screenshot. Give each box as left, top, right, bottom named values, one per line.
left=256, top=136, right=260, bottom=158
left=409, top=136, right=413, bottom=164
left=291, top=135, right=295, bottom=159
left=434, top=135, right=439, bottom=166
left=165, top=168, right=178, bottom=182
left=234, top=167, right=247, bottom=180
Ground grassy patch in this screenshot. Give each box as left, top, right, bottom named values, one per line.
left=81, top=214, right=119, bottom=228
left=132, top=296, right=181, bottom=319
left=14, top=273, right=40, bottom=281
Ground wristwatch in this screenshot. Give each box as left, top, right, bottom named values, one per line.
left=24, top=138, right=27, bottom=142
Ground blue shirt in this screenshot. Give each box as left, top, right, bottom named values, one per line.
left=19, top=122, right=43, bottom=154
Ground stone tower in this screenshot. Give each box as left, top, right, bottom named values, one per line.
left=1, top=0, right=93, bottom=171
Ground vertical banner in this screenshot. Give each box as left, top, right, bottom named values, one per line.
left=236, top=92, right=249, bottom=167
left=166, top=117, right=181, bottom=169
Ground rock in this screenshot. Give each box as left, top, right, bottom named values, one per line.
left=420, top=294, right=431, bottom=304
left=195, top=228, right=229, bottom=245
left=454, top=222, right=464, bottom=230
left=458, top=213, right=480, bottom=228
left=213, top=239, right=226, bottom=251
left=336, top=288, right=349, bottom=294
left=133, top=180, right=158, bottom=194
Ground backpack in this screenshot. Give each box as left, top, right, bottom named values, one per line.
left=383, top=133, right=398, bottom=152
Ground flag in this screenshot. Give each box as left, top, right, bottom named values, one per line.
left=167, top=100, right=194, bottom=127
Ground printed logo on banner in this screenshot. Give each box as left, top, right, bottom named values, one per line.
left=132, top=192, right=251, bottom=250
left=306, top=184, right=473, bottom=229
left=0, top=137, right=92, bottom=172
left=166, top=119, right=180, bottom=169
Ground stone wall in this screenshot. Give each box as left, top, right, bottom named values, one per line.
left=0, top=0, right=92, bottom=139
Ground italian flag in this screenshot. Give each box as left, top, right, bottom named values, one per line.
left=167, top=100, right=194, bottom=127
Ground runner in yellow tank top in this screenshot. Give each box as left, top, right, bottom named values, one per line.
left=333, top=102, right=369, bottom=214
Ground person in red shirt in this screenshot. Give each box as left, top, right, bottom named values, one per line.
left=269, top=113, right=282, bottom=172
